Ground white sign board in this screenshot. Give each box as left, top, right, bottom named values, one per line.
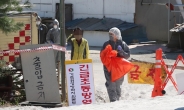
left=20, top=44, right=61, bottom=103
left=65, top=62, right=95, bottom=106
left=175, top=73, right=184, bottom=95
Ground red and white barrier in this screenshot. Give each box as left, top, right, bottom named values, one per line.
left=0, top=44, right=66, bottom=54
left=152, top=48, right=184, bottom=97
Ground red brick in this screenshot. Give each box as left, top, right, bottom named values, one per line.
left=14, top=37, right=20, bottom=43
left=19, top=31, right=25, bottom=36
left=9, top=56, right=15, bottom=62
left=25, top=24, right=31, bottom=30
left=8, top=43, right=14, bottom=49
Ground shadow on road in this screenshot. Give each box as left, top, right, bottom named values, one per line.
left=175, top=107, right=184, bottom=110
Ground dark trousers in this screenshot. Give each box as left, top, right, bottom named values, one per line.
left=104, top=66, right=124, bottom=102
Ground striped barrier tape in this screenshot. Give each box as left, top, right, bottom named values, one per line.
left=0, top=44, right=66, bottom=54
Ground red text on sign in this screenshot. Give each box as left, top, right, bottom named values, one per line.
left=79, top=64, right=92, bottom=104
left=130, top=65, right=141, bottom=80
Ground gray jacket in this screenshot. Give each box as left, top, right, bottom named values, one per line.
left=101, top=40, right=130, bottom=73
left=46, top=28, right=60, bottom=44
left=101, top=40, right=130, bottom=59
left=46, top=19, right=60, bottom=44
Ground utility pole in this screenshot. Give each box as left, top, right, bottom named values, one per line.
left=59, top=0, right=66, bottom=102
left=168, top=0, right=170, bottom=44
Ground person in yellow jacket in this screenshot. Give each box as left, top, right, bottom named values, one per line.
left=71, top=27, right=89, bottom=60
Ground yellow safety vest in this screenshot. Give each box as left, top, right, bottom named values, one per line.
left=71, top=38, right=89, bottom=60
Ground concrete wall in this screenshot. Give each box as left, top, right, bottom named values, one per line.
left=83, top=26, right=148, bottom=46
left=64, top=0, right=135, bottom=23
left=22, top=0, right=136, bottom=23
left=22, top=0, right=56, bottom=18
left=65, top=30, right=109, bottom=47
left=135, top=0, right=183, bottom=42
left=83, top=31, right=109, bottom=47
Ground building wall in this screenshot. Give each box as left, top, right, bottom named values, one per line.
left=135, top=0, right=183, bottom=42
left=21, top=0, right=56, bottom=18
left=83, top=31, right=109, bottom=47
left=22, top=0, right=136, bottom=23
left=83, top=27, right=147, bottom=47
left=65, top=0, right=135, bottom=23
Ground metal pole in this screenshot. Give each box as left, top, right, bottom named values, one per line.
left=141, top=3, right=166, bottom=5
left=59, top=0, right=66, bottom=102
left=179, top=33, right=181, bottom=49
left=171, top=10, right=184, bottom=12
left=168, top=0, right=170, bottom=43
left=103, top=0, right=105, bottom=18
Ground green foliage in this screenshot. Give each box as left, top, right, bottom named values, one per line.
left=0, top=60, right=26, bottom=106
left=0, top=16, right=24, bottom=35
left=0, top=98, right=7, bottom=106
left=0, top=0, right=32, bottom=34
left=0, top=59, right=8, bottom=77
left=0, top=59, right=13, bottom=77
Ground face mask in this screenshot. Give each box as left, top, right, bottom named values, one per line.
left=109, top=35, right=114, bottom=41
left=54, top=25, right=57, bottom=29
left=36, top=21, right=41, bottom=25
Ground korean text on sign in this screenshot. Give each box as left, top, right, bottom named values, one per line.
left=70, top=73, right=76, bottom=104
left=80, top=64, right=92, bottom=104
left=33, top=56, right=45, bottom=100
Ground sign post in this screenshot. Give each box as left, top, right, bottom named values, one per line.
left=65, top=59, right=95, bottom=106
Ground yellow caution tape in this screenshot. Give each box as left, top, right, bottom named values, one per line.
left=128, top=61, right=167, bottom=85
